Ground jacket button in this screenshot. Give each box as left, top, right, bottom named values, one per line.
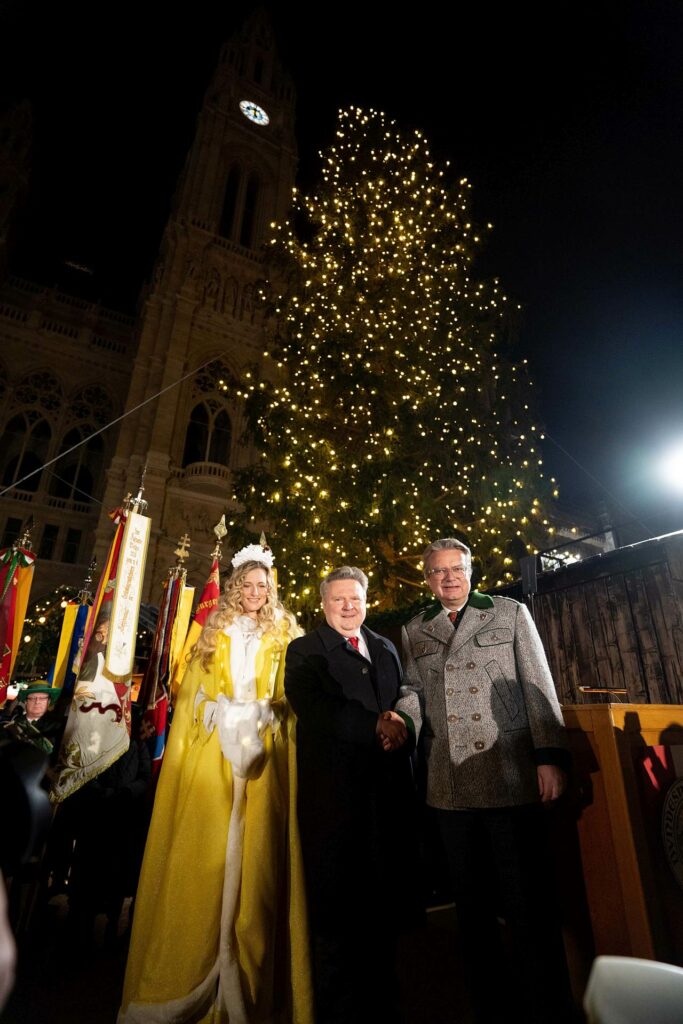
left=361, top=667, right=368, bottom=674
left=447, top=714, right=458, bottom=723
left=446, top=662, right=455, bottom=671
left=472, top=713, right=481, bottom=721
left=446, top=688, right=454, bottom=696
left=466, top=661, right=475, bottom=669
left=474, top=741, right=485, bottom=751
left=469, top=686, right=478, bottom=694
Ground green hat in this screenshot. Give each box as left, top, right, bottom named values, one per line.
left=18, top=681, right=60, bottom=704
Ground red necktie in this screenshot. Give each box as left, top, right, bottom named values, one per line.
left=347, top=636, right=360, bottom=651
left=448, top=612, right=459, bottom=624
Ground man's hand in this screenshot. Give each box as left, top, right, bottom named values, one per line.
left=376, top=711, right=407, bottom=752
left=537, top=764, right=566, bottom=803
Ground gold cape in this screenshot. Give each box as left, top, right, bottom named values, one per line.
left=119, top=630, right=313, bottom=1023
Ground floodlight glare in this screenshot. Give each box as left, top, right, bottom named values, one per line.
left=660, top=444, right=683, bottom=492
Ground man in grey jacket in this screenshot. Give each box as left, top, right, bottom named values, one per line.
left=397, top=538, right=573, bottom=1023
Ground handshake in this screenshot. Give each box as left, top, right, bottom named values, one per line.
left=375, top=710, right=408, bottom=752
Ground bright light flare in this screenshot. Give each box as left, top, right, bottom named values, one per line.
left=659, top=444, right=683, bottom=492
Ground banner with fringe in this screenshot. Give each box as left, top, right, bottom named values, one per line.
left=50, top=508, right=151, bottom=802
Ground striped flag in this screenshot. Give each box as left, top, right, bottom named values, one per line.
left=138, top=573, right=184, bottom=775
left=49, top=600, right=90, bottom=696
left=0, top=543, right=36, bottom=706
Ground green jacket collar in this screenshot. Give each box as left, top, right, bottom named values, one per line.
left=422, top=590, right=494, bottom=622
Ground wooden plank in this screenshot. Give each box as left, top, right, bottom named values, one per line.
left=625, top=569, right=668, bottom=703
left=538, top=589, right=575, bottom=703
left=642, top=562, right=683, bottom=703
left=606, top=574, right=647, bottom=702
left=589, top=577, right=626, bottom=691
left=662, top=532, right=683, bottom=585
left=609, top=702, right=683, bottom=738
left=557, top=587, right=582, bottom=704
left=662, top=537, right=683, bottom=681
left=568, top=583, right=601, bottom=690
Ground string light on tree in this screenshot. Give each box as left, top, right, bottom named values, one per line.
left=232, top=108, right=557, bottom=617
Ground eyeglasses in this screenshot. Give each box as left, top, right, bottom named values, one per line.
left=426, top=565, right=469, bottom=579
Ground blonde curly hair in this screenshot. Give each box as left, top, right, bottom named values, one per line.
left=191, top=560, right=300, bottom=670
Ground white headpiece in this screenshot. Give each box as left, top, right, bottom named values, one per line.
left=231, top=543, right=274, bottom=570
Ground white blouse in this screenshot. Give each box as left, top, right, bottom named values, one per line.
left=223, top=614, right=262, bottom=700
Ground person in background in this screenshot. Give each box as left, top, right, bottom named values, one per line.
left=1, top=681, right=61, bottom=756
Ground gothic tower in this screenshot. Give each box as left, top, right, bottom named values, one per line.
left=95, top=12, right=297, bottom=597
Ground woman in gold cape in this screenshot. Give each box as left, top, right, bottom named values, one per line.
left=119, top=550, right=313, bottom=1024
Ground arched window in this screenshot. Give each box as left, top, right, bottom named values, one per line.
left=182, top=403, right=209, bottom=466
left=14, top=370, right=62, bottom=412
left=182, top=402, right=232, bottom=467
left=240, top=173, right=260, bottom=248
left=219, top=167, right=240, bottom=239
left=1, top=412, right=51, bottom=492
left=68, top=385, right=113, bottom=428
left=182, top=360, right=237, bottom=469
left=209, top=409, right=231, bottom=464
left=48, top=427, right=103, bottom=503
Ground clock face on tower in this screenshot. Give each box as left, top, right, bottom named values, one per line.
left=239, top=100, right=269, bottom=126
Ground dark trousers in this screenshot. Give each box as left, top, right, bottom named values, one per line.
left=311, top=923, right=400, bottom=1024
left=437, top=804, right=574, bottom=1024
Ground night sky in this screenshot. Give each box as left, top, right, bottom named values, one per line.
left=2, top=1, right=682, bottom=541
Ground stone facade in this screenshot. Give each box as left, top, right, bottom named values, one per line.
left=0, top=12, right=296, bottom=600
left=0, top=276, right=134, bottom=594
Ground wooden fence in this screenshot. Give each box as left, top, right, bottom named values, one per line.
left=500, top=531, right=683, bottom=705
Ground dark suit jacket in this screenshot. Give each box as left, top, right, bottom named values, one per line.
left=285, top=623, right=414, bottom=926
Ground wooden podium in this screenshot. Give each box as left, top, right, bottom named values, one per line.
left=557, top=703, right=683, bottom=988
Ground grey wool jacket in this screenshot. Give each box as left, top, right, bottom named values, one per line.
left=396, top=591, right=568, bottom=810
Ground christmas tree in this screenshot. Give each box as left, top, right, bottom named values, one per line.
left=232, top=108, right=557, bottom=619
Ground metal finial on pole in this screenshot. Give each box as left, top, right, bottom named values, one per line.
left=17, top=518, right=34, bottom=552
left=131, top=464, right=149, bottom=515
left=79, top=557, right=97, bottom=603
left=171, top=533, right=191, bottom=581
left=212, top=515, right=227, bottom=559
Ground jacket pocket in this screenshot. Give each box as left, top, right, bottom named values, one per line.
left=413, top=639, right=442, bottom=659
left=474, top=628, right=513, bottom=647
left=484, top=659, right=522, bottom=722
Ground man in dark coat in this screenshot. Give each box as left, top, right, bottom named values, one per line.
left=285, top=566, right=414, bottom=1024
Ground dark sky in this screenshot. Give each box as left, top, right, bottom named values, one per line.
left=2, top=1, right=682, bottom=539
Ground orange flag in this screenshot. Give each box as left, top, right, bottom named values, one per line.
left=0, top=544, right=36, bottom=705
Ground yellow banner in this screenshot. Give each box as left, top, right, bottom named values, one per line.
left=10, top=563, right=34, bottom=681
left=52, top=602, right=79, bottom=690
left=168, top=585, right=194, bottom=698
